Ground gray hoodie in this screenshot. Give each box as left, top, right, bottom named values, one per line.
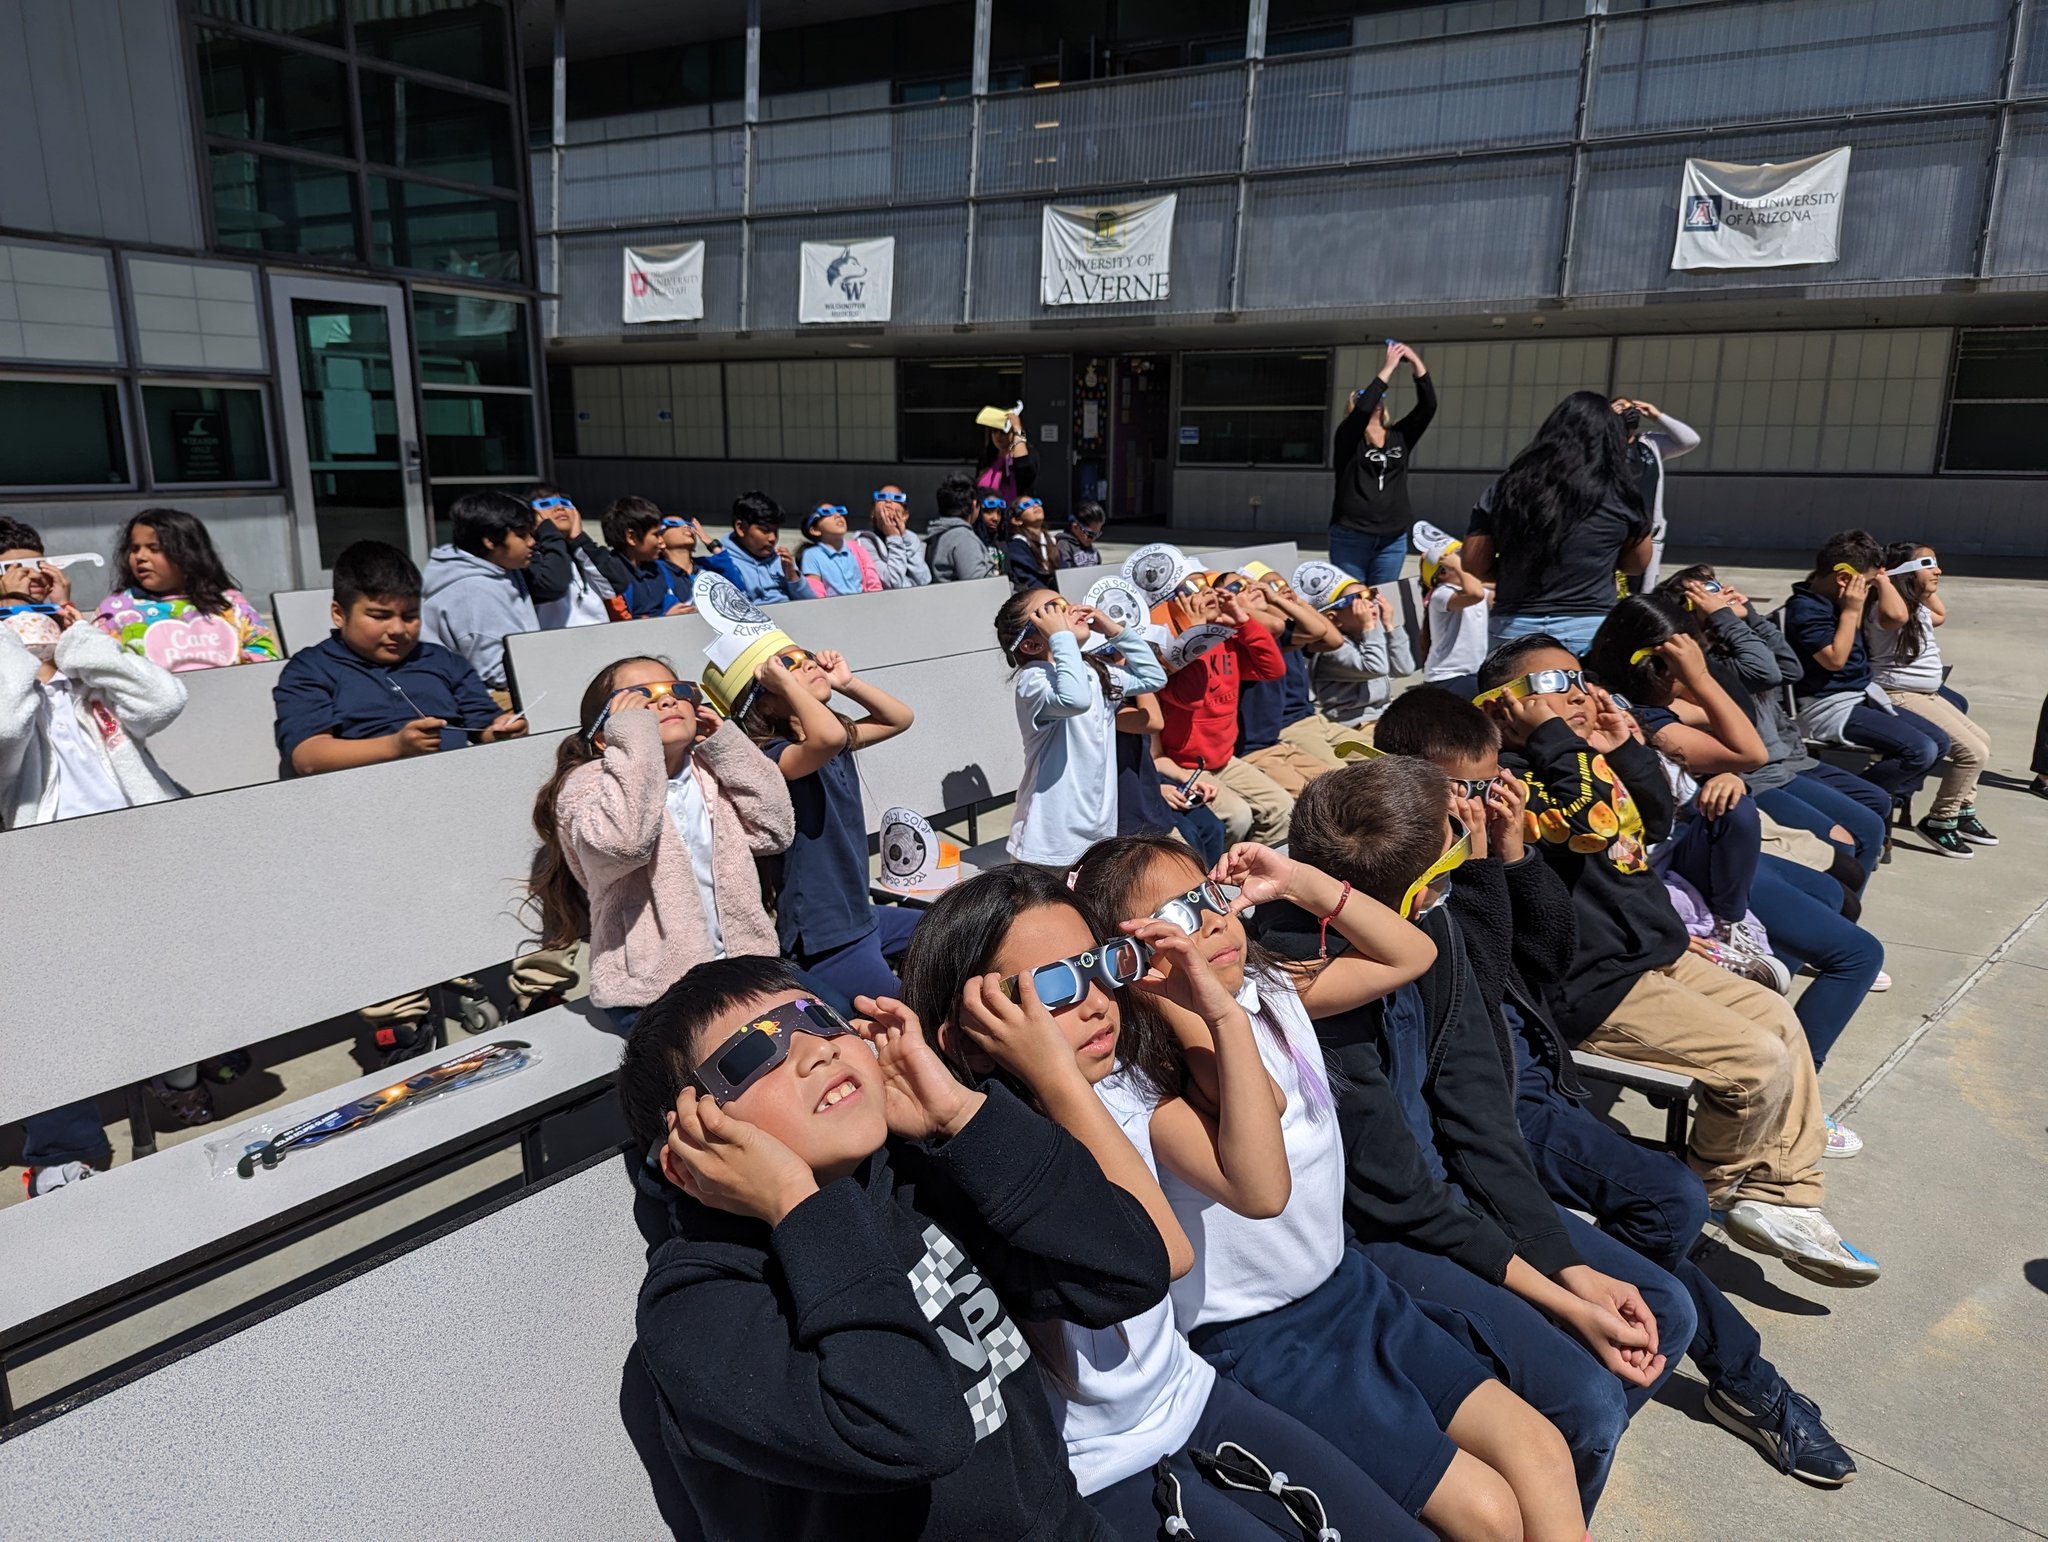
left=420, top=544, right=538, bottom=689
left=852, top=527, right=932, bottom=588
left=923, top=516, right=997, bottom=583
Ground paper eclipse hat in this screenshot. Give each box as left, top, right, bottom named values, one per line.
left=1291, top=560, right=1364, bottom=613
left=1122, top=542, right=1201, bottom=608
left=1160, top=622, right=1234, bottom=671
left=693, top=573, right=798, bottom=717
left=1084, top=573, right=1151, bottom=636
left=1412, top=520, right=1462, bottom=587
left=877, top=806, right=961, bottom=893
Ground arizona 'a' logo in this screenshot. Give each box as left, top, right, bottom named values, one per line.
left=1682, top=193, right=1721, bottom=232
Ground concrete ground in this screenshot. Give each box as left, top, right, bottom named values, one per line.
left=6, top=541, right=2046, bottom=1538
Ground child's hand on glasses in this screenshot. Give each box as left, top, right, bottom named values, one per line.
left=1585, top=685, right=1633, bottom=754
left=1120, top=918, right=1241, bottom=1025
left=1210, top=842, right=1296, bottom=909
left=813, top=648, right=854, bottom=688
left=1076, top=604, right=1122, bottom=639
left=37, top=562, right=72, bottom=608
left=396, top=717, right=447, bottom=757
left=1681, top=578, right=1733, bottom=616
left=1216, top=591, right=1253, bottom=629
left=1653, top=631, right=1710, bottom=687
left=1484, top=772, right=1528, bottom=863
left=1482, top=688, right=1556, bottom=744
left=1029, top=601, right=1071, bottom=641
left=957, top=971, right=1088, bottom=1098
left=691, top=700, right=722, bottom=740
left=1448, top=789, right=1491, bottom=861
left=664, top=1090, right=819, bottom=1226
left=852, top=995, right=984, bottom=1141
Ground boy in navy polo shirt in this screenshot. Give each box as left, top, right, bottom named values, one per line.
left=273, top=541, right=526, bottom=778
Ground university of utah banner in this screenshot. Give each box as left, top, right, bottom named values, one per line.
left=622, top=242, right=706, bottom=323
left=1671, top=148, right=1850, bottom=271
left=798, top=238, right=896, bottom=323
left=1040, top=193, right=1176, bottom=306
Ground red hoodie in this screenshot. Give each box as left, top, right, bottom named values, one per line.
left=1158, top=620, right=1286, bottom=770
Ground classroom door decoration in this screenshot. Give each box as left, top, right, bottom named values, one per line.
left=623, top=242, right=707, bottom=323
left=1040, top=194, right=1176, bottom=306
left=798, top=237, right=896, bottom=324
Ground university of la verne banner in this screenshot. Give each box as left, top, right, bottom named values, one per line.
left=1041, top=193, right=1176, bottom=306
left=799, top=238, right=896, bottom=323
left=622, top=242, right=705, bottom=323
left=1671, top=148, right=1850, bottom=271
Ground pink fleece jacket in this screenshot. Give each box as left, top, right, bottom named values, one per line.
left=555, top=711, right=795, bottom=1009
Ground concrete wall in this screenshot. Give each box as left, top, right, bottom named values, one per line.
left=553, top=457, right=970, bottom=522
left=20, top=494, right=296, bottom=612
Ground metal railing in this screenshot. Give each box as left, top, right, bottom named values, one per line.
left=534, top=0, right=2047, bottom=335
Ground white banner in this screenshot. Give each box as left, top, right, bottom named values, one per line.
left=1041, top=193, right=1176, bottom=307
left=622, top=242, right=705, bottom=323
left=799, top=238, right=895, bottom=323
left=1671, top=148, right=1850, bottom=271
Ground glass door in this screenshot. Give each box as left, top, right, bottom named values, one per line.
left=269, top=274, right=426, bottom=583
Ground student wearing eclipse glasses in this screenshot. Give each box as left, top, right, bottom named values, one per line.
left=851, top=484, right=932, bottom=589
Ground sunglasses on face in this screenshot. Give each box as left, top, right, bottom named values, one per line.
left=1016, top=498, right=1044, bottom=511
left=998, top=936, right=1151, bottom=1010
left=1447, top=773, right=1498, bottom=800
left=693, top=997, right=859, bottom=1104
left=1008, top=596, right=1071, bottom=655
left=980, top=497, right=1009, bottom=512
left=1473, top=668, right=1588, bottom=705
left=1213, top=573, right=1250, bottom=595
left=587, top=679, right=702, bottom=742
left=871, top=491, right=905, bottom=504
left=659, top=516, right=691, bottom=529
left=811, top=506, right=847, bottom=520
left=531, top=496, right=573, bottom=512
left=774, top=647, right=818, bottom=671
left=1401, top=817, right=1471, bottom=920
left=1149, top=879, right=1241, bottom=936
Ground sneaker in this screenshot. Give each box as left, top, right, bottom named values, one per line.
left=1952, top=808, right=1998, bottom=846
left=1917, top=818, right=1975, bottom=859
left=1722, top=1200, right=1881, bottom=1286
left=24, top=1161, right=97, bottom=1197
left=1700, top=936, right=1792, bottom=995
left=1824, top=1115, right=1864, bottom=1159
left=2030, top=778, right=2048, bottom=802
left=148, top=1076, right=215, bottom=1127
left=1868, top=970, right=1891, bottom=993
left=1706, top=1383, right=1858, bottom=1487
left=202, top=1049, right=253, bottom=1084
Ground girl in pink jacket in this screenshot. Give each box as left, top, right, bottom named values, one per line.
left=530, top=655, right=794, bottom=1035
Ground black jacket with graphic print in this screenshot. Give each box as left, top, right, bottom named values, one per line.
left=1501, top=717, right=1685, bottom=1040
left=1330, top=371, right=1438, bottom=537
left=633, top=1081, right=1168, bottom=1542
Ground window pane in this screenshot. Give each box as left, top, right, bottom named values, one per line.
left=351, top=0, right=508, bottom=88
left=0, top=242, right=120, bottom=365
left=0, top=379, right=128, bottom=487
left=898, top=358, right=1023, bottom=412
left=1181, top=351, right=1328, bottom=407
left=360, top=70, right=517, bottom=187
left=423, top=390, right=536, bottom=478
left=127, top=258, right=265, bottom=371
left=198, top=28, right=351, bottom=155
left=142, top=384, right=273, bottom=483
left=1951, top=329, right=2048, bottom=401
left=288, top=298, right=412, bottom=566
left=413, top=290, right=529, bottom=386
left=368, top=177, right=522, bottom=280
left=1943, top=403, right=2048, bottom=472
left=211, top=150, right=362, bottom=259
left=192, top=0, right=339, bottom=44
left=1177, top=408, right=1326, bottom=465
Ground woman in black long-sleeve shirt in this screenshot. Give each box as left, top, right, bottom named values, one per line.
left=1331, top=341, right=1437, bottom=587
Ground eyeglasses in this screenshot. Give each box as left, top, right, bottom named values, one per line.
left=998, top=937, right=1151, bottom=1010
left=980, top=497, right=1009, bottom=511
left=1008, top=595, right=1070, bottom=656
left=531, top=496, right=572, bottom=512
left=1473, top=668, right=1588, bottom=706
left=773, top=646, right=817, bottom=671
left=1016, top=498, right=1043, bottom=511
left=1212, top=573, right=1250, bottom=594
left=692, top=997, right=859, bottom=1104
left=810, top=505, right=847, bottom=519
left=1447, top=773, right=1497, bottom=800
left=586, top=678, right=702, bottom=743
left=658, top=517, right=690, bottom=530
left=1401, top=816, right=1471, bottom=920
left=1187, top=1442, right=1336, bottom=1542
left=870, top=491, right=905, bottom=504
left=1148, top=880, right=1241, bottom=936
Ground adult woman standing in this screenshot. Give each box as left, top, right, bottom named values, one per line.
left=1460, top=391, right=1653, bottom=654
left=1330, top=341, right=1435, bottom=586
left=974, top=406, right=1036, bottom=504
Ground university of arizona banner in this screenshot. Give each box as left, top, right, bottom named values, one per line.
left=622, top=242, right=705, bottom=323
left=1040, top=193, right=1176, bottom=306
left=1671, top=148, right=1850, bottom=271
left=799, top=238, right=895, bottom=323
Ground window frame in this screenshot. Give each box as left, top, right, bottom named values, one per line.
left=1175, top=348, right=1332, bottom=469
left=896, top=355, right=1024, bottom=464
left=409, top=281, right=541, bottom=485
left=0, top=237, right=125, bottom=370
left=0, top=370, right=140, bottom=495
left=120, top=253, right=272, bottom=377
left=1939, top=326, right=2048, bottom=476
left=136, top=377, right=281, bottom=492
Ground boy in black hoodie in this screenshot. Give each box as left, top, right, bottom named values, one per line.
left=1256, top=757, right=1676, bottom=1516
left=1475, top=635, right=1876, bottom=1289
left=1376, top=686, right=1858, bottom=1487
left=621, top=956, right=1168, bottom=1542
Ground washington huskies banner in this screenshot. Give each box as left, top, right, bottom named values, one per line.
left=1671, top=148, right=1850, bottom=271
left=1041, top=193, right=1176, bottom=306
left=622, top=242, right=705, bottom=323
left=799, top=238, right=895, bottom=323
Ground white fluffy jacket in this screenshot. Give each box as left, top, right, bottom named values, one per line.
left=0, top=622, right=188, bottom=829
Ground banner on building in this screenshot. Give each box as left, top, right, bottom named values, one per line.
left=1041, top=193, right=1176, bottom=307
left=799, top=238, right=895, bottom=323
left=1671, top=148, right=1850, bottom=271
left=623, top=242, right=706, bottom=323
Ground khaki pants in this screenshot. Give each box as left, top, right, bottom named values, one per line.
left=1243, top=742, right=1338, bottom=798
left=1579, top=950, right=1825, bottom=1208
left=1163, top=753, right=1295, bottom=845
left=1279, top=714, right=1376, bottom=763
left=1886, top=687, right=1990, bottom=820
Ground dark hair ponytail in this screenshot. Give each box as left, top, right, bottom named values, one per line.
left=1879, top=541, right=1935, bottom=666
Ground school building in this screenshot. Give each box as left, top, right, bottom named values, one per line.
left=4, top=0, right=2048, bottom=601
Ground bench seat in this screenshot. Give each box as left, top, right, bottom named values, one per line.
left=1570, top=1049, right=1697, bottom=1153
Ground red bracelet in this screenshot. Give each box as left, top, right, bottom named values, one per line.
left=1317, top=882, right=1352, bottom=961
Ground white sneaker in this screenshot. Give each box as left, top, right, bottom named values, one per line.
left=1823, top=1115, right=1864, bottom=1159
left=1868, top=970, right=1891, bottom=993
left=26, top=1161, right=96, bottom=1197
left=1723, top=1200, right=1881, bottom=1287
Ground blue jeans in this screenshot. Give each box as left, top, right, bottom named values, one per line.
left=1490, top=611, right=1605, bottom=656
left=792, top=905, right=923, bottom=1010
left=1756, top=764, right=1890, bottom=888
left=1327, top=525, right=1408, bottom=587
left=1752, top=856, right=1884, bottom=1070
left=1845, top=700, right=1950, bottom=797
left=1656, top=799, right=1762, bottom=926
left=1173, top=804, right=1229, bottom=867
left=1511, top=1024, right=1782, bottom=1409
left=23, top=1099, right=111, bottom=1168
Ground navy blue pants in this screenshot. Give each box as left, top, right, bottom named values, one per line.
left=1756, top=763, right=1891, bottom=889
left=792, top=904, right=923, bottom=1009
left=22, top=1098, right=111, bottom=1169
left=1328, top=525, right=1409, bottom=587
left=1845, top=699, right=1950, bottom=797
left=1087, top=1373, right=1428, bottom=1542
left=600, top=962, right=857, bottom=1039
left=1752, top=855, right=1883, bottom=1069
left=1512, top=1026, right=1783, bottom=1410
left=1657, top=798, right=1761, bottom=925
left=2033, top=695, right=2048, bottom=777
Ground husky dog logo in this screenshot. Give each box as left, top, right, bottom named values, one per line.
left=1683, top=193, right=1721, bottom=232
left=826, top=246, right=869, bottom=302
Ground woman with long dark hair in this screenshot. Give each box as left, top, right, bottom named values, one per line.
left=1461, top=392, right=1653, bottom=653
left=95, top=506, right=280, bottom=670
